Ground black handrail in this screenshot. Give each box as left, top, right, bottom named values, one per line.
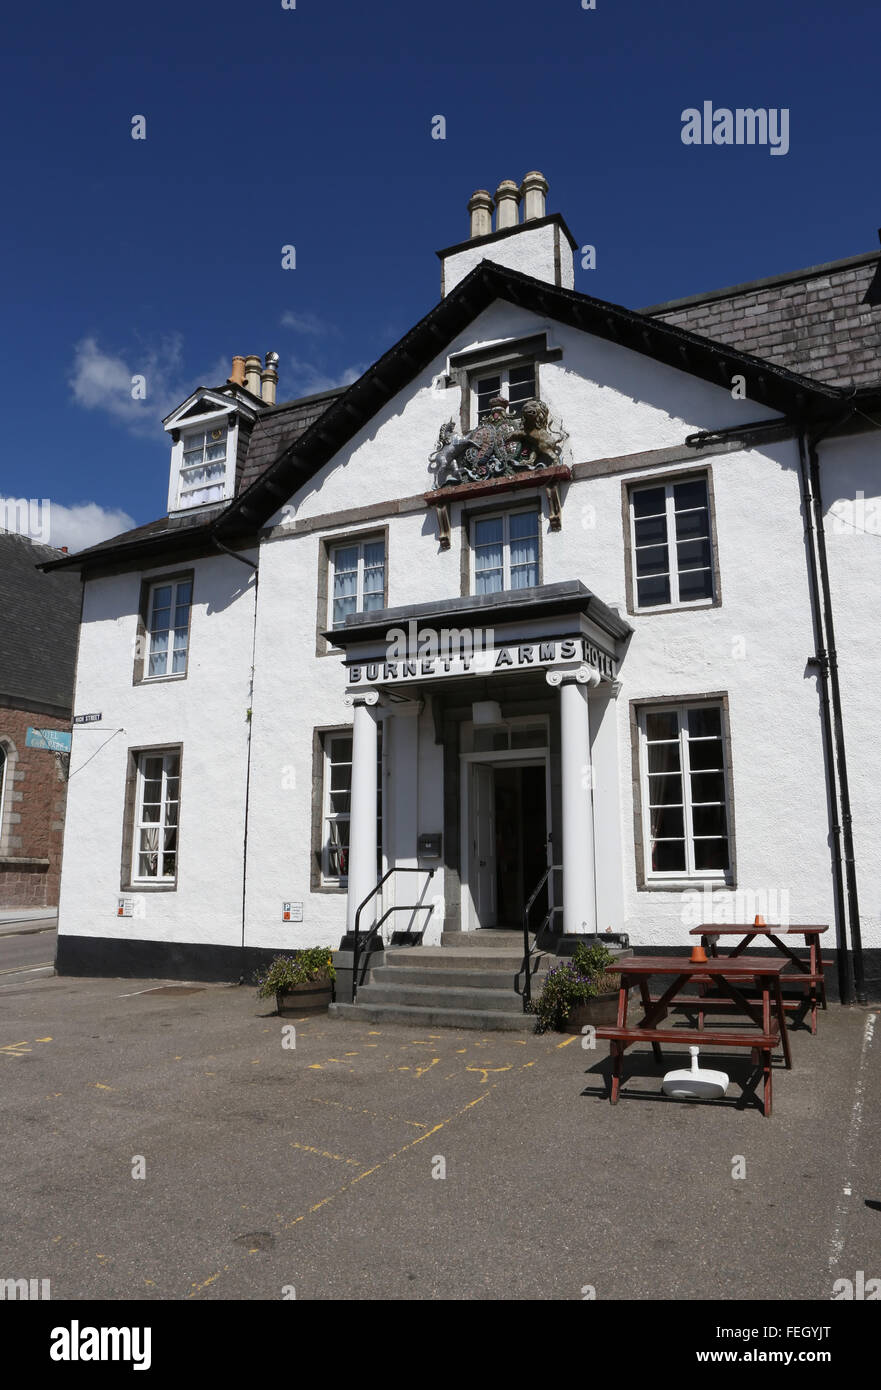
left=520, top=863, right=561, bottom=1011
left=352, top=866, right=436, bottom=1000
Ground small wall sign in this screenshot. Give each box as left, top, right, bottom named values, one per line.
left=283, top=902, right=304, bottom=923
left=117, top=898, right=134, bottom=918
left=26, top=727, right=72, bottom=753
left=73, top=713, right=103, bottom=725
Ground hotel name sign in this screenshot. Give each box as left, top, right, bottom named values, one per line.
left=348, top=636, right=618, bottom=688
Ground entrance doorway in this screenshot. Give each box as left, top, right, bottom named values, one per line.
left=494, top=764, right=548, bottom=927
left=464, top=754, right=551, bottom=931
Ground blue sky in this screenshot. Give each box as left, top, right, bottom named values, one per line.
left=1, top=0, right=879, bottom=549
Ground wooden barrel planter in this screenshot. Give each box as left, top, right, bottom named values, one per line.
left=276, top=981, right=333, bottom=1016
left=563, top=987, right=632, bottom=1033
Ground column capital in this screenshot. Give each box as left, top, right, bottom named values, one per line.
left=545, top=664, right=601, bottom=688
left=343, top=690, right=380, bottom=708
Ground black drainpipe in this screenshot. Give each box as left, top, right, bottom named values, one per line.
left=212, top=536, right=259, bottom=981
left=795, top=409, right=865, bottom=1003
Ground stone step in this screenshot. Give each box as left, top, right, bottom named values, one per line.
left=329, top=1000, right=536, bottom=1032
left=370, top=965, right=542, bottom=991
left=384, top=947, right=536, bottom=971
left=441, top=931, right=528, bottom=949
left=356, top=982, right=528, bottom=1013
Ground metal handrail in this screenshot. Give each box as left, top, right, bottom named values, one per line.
left=352, top=866, right=436, bottom=1000
left=520, top=863, right=561, bottom=1011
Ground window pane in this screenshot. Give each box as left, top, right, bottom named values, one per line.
left=647, top=741, right=681, bottom=774
left=363, top=541, right=385, bottom=569
left=673, top=478, right=708, bottom=512
left=676, top=538, right=710, bottom=569
left=331, top=737, right=352, bottom=763
left=647, top=773, right=682, bottom=805
left=632, top=486, right=666, bottom=519
left=476, top=568, right=503, bottom=595
left=509, top=511, right=538, bottom=540
left=510, top=724, right=547, bottom=749
left=510, top=563, right=538, bottom=589
left=675, top=508, right=709, bottom=540
left=678, top=567, right=713, bottom=601
left=688, top=707, right=721, bottom=739
left=333, top=546, right=359, bottom=574
left=652, top=839, right=686, bottom=872
left=688, top=738, right=723, bottom=772
left=690, top=770, right=726, bottom=803
left=650, top=806, right=684, bottom=839
left=151, top=585, right=172, bottom=611
left=645, top=711, right=679, bottom=741
left=475, top=517, right=503, bottom=547
left=694, top=839, right=730, bottom=871
left=637, top=575, right=671, bottom=607
left=692, top=804, right=727, bottom=836
left=634, top=515, right=668, bottom=547
left=635, top=543, right=669, bottom=577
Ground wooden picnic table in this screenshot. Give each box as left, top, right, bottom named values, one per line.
left=689, top=924, right=830, bottom=1033
left=596, top=954, right=795, bottom=1117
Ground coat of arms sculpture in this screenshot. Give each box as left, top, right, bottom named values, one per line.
left=428, top=396, right=567, bottom=488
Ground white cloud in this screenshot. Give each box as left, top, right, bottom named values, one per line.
left=68, top=334, right=225, bottom=439
left=1, top=497, right=136, bottom=553
left=280, top=310, right=338, bottom=336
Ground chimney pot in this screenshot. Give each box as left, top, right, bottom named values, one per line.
left=244, top=354, right=262, bottom=396
left=520, top=170, right=548, bottom=221
left=228, top=355, right=246, bottom=387
left=494, top=179, right=521, bottom=231
left=467, top=189, right=494, bottom=239
left=261, top=351, right=279, bottom=405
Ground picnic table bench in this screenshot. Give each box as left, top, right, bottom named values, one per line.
left=689, top=923, right=830, bottom=1033
left=595, top=955, right=795, bottom=1117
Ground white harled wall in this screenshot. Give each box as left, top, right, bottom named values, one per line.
left=57, top=552, right=256, bottom=948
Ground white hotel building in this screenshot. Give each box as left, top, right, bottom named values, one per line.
left=47, top=175, right=879, bottom=1019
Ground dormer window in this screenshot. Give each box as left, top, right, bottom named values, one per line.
left=178, top=424, right=229, bottom=507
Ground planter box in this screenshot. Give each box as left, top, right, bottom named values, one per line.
left=276, top=982, right=333, bottom=1016
left=563, top=988, right=632, bottom=1033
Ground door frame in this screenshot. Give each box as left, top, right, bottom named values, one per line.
left=459, top=748, right=552, bottom=932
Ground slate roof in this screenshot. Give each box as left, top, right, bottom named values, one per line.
left=238, top=387, right=346, bottom=493
left=0, top=530, right=81, bottom=710
left=643, top=251, right=881, bottom=389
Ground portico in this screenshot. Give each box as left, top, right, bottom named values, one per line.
left=327, top=582, right=632, bottom=946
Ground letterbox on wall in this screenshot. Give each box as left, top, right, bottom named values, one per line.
left=418, top=833, right=442, bottom=858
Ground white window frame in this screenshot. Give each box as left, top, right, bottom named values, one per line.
left=629, top=473, right=715, bottom=612
left=320, top=730, right=383, bottom=888
left=637, top=701, right=731, bottom=883
left=132, top=750, right=181, bottom=884
left=471, top=361, right=537, bottom=425
left=471, top=506, right=540, bottom=595
left=328, top=534, right=386, bottom=631
left=167, top=407, right=238, bottom=514
left=143, top=577, right=193, bottom=681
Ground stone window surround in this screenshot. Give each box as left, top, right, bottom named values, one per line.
left=314, top=524, right=389, bottom=658
left=120, top=742, right=184, bottom=892
left=621, top=464, right=722, bottom=617
left=458, top=495, right=544, bottom=598
left=629, top=691, right=737, bottom=892
left=444, top=332, right=562, bottom=434
left=0, top=736, right=19, bottom=857
left=310, top=723, right=385, bottom=894
left=132, top=569, right=195, bottom=686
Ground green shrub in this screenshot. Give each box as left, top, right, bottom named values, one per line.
left=529, top=939, right=618, bottom=1034
left=255, top=949, right=336, bottom=999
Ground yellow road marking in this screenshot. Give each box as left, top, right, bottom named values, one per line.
left=556, top=1035, right=579, bottom=1048
left=466, top=1064, right=513, bottom=1084
left=95, top=1082, right=113, bottom=1090
left=308, top=1097, right=428, bottom=1129
left=291, top=1142, right=363, bottom=1166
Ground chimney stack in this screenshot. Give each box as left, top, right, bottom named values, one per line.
left=467, top=189, right=494, bottom=239
left=261, top=351, right=279, bottom=405
left=244, top=354, right=262, bottom=396
left=494, top=179, right=521, bottom=231
left=228, top=355, right=246, bottom=387
left=520, top=170, right=548, bottom=222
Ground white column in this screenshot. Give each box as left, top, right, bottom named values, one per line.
left=345, top=693, right=379, bottom=934
left=549, top=666, right=599, bottom=935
